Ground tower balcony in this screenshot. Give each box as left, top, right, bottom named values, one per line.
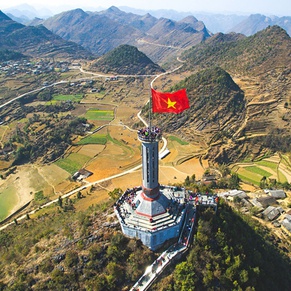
left=138, top=126, right=162, bottom=143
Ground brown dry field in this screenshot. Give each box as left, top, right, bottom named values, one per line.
left=77, top=144, right=106, bottom=158
left=0, top=164, right=74, bottom=217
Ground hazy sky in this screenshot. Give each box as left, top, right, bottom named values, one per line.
left=2, top=0, right=291, bottom=16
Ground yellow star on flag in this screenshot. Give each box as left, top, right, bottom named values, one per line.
left=165, top=98, right=176, bottom=109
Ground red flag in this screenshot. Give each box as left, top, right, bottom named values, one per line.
left=151, top=88, right=189, bottom=114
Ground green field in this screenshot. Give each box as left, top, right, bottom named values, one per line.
left=168, top=135, right=189, bottom=145
left=55, top=153, right=91, bottom=174
left=244, top=166, right=272, bottom=178
left=278, top=170, right=288, bottom=183
left=77, top=134, right=108, bottom=145
left=0, top=184, right=18, bottom=221
left=85, top=109, right=114, bottom=121
left=52, top=94, right=83, bottom=102
left=233, top=155, right=291, bottom=186
left=257, top=160, right=278, bottom=171
left=237, top=168, right=261, bottom=186
left=45, top=100, right=58, bottom=105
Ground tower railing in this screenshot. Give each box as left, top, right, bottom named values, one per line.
left=137, top=126, right=162, bottom=142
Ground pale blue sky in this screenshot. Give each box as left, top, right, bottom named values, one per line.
left=2, top=0, right=291, bottom=16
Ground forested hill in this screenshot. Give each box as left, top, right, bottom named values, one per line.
left=151, top=67, right=245, bottom=150
left=90, top=44, right=164, bottom=75
left=155, top=25, right=291, bottom=164
left=0, top=198, right=290, bottom=289
left=0, top=49, right=26, bottom=62
left=152, top=202, right=291, bottom=290
left=182, top=25, right=291, bottom=76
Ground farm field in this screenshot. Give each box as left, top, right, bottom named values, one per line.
left=0, top=164, right=72, bottom=220
left=52, top=94, right=83, bottom=102
left=55, top=152, right=92, bottom=175
left=231, top=154, right=291, bottom=187
left=0, top=183, right=18, bottom=221
left=2, top=66, right=290, bottom=226
left=77, top=133, right=108, bottom=145
left=85, top=109, right=114, bottom=121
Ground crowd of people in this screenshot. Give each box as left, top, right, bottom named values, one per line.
left=114, top=187, right=142, bottom=220
left=137, top=126, right=161, bottom=141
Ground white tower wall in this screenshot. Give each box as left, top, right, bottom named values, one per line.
left=141, top=140, right=159, bottom=191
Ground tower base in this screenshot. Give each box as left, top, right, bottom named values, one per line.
left=114, top=185, right=187, bottom=250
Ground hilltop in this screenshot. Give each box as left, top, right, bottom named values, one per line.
left=183, top=25, right=291, bottom=76
left=0, top=196, right=290, bottom=290
left=152, top=67, right=245, bottom=147
left=90, top=44, right=165, bottom=75
left=154, top=25, right=291, bottom=164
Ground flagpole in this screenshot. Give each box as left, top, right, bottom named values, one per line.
left=149, top=86, right=152, bottom=130
left=150, top=75, right=158, bottom=130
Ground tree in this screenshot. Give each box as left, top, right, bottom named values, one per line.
left=260, top=176, right=267, bottom=189
left=58, top=196, right=63, bottom=208
left=173, top=261, right=196, bottom=291
left=64, top=250, right=79, bottom=268
left=219, top=164, right=231, bottom=177
left=0, top=232, right=11, bottom=250
left=228, top=173, right=240, bottom=189
left=108, top=188, right=123, bottom=200
left=185, top=176, right=190, bottom=186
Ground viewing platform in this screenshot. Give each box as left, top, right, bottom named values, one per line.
left=137, top=126, right=162, bottom=142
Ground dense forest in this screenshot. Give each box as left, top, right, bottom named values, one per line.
left=152, top=202, right=291, bottom=291
left=0, top=197, right=290, bottom=290
left=0, top=49, right=25, bottom=62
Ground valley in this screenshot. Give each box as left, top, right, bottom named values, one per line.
left=0, top=59, right=290, bottom=224
left=0, top=5, right=291, bottom=290
left=0, top=62, right=208, bottom=221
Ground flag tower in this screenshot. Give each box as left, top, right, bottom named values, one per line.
left=114, top=87, right=189, bottom=250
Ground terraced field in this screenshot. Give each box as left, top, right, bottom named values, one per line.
left=232, top=154, right=291, bottom=186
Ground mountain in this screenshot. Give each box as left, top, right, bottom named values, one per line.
left=3, top=4, right=53, bottom=21
left=154, top=25, right=291, bottom=164
left=194, top=13, right=248, bottom=34
left=120, top=7, right=249, bottom=33
left=230, top=14, right=291, bottom=36
left=90, top=44, right=164, bottom=75
left=40, top=6, right=211, bottom=63
left=183, top=25, right=290, bottom=76
left=153, top=67, right=246, bottom=149
left=0, top=10, right=92, bottom=59
left=42, top=8, right=144, bottom=58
